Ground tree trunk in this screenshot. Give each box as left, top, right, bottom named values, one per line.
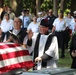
left=60, top=0, right=66, bottom=12
left=10, top=0, right=23, bottom=17
left=0, top=0, right=4, bottom=7
left=71, top=0, right=76, bottom=15
left=53, top=0, right=58, bottom=16
left=36, top=0, right=41, bottom=15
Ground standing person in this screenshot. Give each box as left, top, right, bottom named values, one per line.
left=0, top=5, right=8, bottom=20
left=37, top=12, right=43, bottom=23
left=22, top=10, right=31, bottom=30
left=1, top=13, right=14, bottom=41
left=24, top=18, right=59, bottom=70
left=1, top=13, right=14, bottom=33
left=70, top=32, right=76, bottom=69
left=7, top=7, right=16, bottom=20
left=65, top=12, right=73, bottom=49
left=70, top=16, right=76, bottom=34
left=46, top=9, right=57, bottom=31
left=19, top=10, right=25, bottom=21
left=0, top=28, right=6, bottom=42
left=27, top=16, right=39, bottom=33
left=7, top=17, right=27, bottom=44
left=52, top=11, right=68, bottom=58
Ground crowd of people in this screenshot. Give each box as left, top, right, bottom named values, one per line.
left=0, top=5, right=76, bottom=75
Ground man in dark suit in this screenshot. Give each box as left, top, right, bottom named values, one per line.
left=70, top=29, right=76, bottom=69
left=46, top=9, right=57, bottom=30
left=7, top=17, right=27, bottom=44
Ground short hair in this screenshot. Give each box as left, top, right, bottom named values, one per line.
left=4, top=13, right=9, bottom=16
left=4, top=13, right=10, bottom=19
left=14, top=17, right=22, bottom=23
left=60, top=10, right=64, bottom=14
left=66, top=12, right=71, bottom=15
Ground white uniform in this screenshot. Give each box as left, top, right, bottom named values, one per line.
left=53, top=18, right=68, bottom=31
left=70, top=19, right=76, bottom=33
left=1, top=19, right=13, bottom=33
left=65, top=17, right=73, bottom=28
left=27, top=22, right=39, bottom=33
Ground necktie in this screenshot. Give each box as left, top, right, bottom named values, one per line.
left=22, top=16, right=24, bottom=28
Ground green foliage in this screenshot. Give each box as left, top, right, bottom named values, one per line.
left=41, top=0, right=53, bottom=11
left=66, top=0, right=71, bottom=9
left=3, top=0, right=72, bottom=16
left=4, top=0, right=10, bottom=6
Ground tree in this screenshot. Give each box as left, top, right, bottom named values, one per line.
left=36, top=0, right=41, bottom=14
left=10, top=0, right=23, bottom=17
left=53, top=0, right=58, bottom=16
left=41, top=0, right=53, bottom=11
left=71, top=0, right=76, bottom=15
left=0, top=0, right=4, bottom=7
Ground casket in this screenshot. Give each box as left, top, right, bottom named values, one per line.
left=0, top=42, right=33, bottom=74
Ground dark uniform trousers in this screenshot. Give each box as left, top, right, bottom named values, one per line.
left=55, top=31, right=65, bottom=58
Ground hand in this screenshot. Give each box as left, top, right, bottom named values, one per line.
left=6, top=35, right=13, bottom=42
left=71, top=50, right=76, bottom=57
left=35, top=57, right=42, bottom=63
left=21, top=44, right=27, bottom=48
left=13, top=39, right=19, bottom=44
left=27, top=30, right=33, bottom=40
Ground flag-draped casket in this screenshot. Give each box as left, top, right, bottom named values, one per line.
left=0, top=42, right=33, bottom=74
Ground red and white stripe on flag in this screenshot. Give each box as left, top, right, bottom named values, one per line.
left=0, top=42, right=34, bottom=74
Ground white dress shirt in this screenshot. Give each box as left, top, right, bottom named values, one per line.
left=65, top=17, right=73, bottom=28
left=27, top=22, right=39, bottom=33
left=70, top=19, right=76, bottom=33
left=23, top=16, right=31, bottom=28
left=53, top=18, right=68, bottom=31
left=19, top=15, right=23, bottom=21
left=13, top=29, right=21, bottom=35
left=1, top=19, right=14, bottom=32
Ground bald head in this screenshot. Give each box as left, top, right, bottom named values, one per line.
left=14, top=17, right=22, bottom=23
left=14, top=17, right=22, bottom=30
left=48, top=9, right=53, bottom=16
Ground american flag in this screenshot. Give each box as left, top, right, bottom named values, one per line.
left=0, top=42, right=34, bottom=74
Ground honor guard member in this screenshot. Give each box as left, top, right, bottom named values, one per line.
left=22, top=10, right=31, bottom=30
left=46, top=9, right=57, bottom=31
left=52, top=11, right=68, bottom=58
left=24, top=18, right=59, bottom=70
left=1, top=13, right=14, bottom=42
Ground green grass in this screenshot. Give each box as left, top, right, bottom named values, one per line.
left=58, top=49, right=72, bottom=68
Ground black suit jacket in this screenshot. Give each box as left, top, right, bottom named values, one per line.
left=8, top=29, right=27, bottom=44
left=70, top=34, right=76, bottom=69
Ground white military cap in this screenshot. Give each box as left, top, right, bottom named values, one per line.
left=38, top=12, right=42, bottom=15
left=73, top=11, right=76, bottom=14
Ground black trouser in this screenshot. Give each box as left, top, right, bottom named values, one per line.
left=64, top=29, right=70, bottom=49
left=55, top=31, right=65, bottom=58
